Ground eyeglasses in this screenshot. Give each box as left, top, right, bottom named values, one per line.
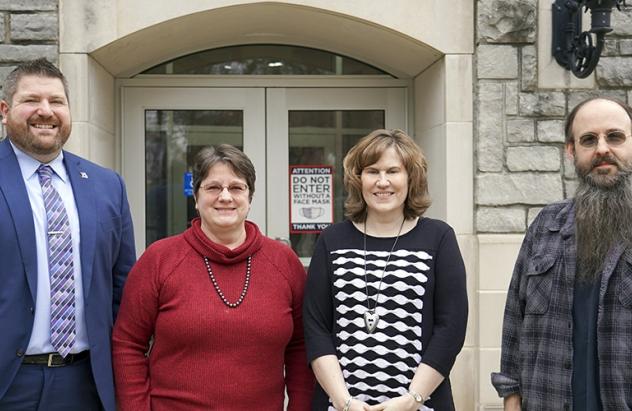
left=577, top=131, right=630, bottom=148
left=201, top=183, right=248, bottom=196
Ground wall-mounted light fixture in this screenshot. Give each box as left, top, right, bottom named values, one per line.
left=552, top=0, right=624, bottom=78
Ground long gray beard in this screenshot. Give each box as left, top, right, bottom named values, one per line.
left=575, top=163, right=632, bottom=284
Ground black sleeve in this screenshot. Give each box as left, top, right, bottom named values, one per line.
left=420, top=226, right=468, bottom=377
left=303, top=232, right=337, bottom=363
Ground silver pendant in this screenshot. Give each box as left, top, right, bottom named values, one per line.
left=364, top=310, right=380, bottom=333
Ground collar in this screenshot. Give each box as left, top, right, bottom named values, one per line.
left=9, top=140, right=68, bottom=183
left=184, top=217, right=265, bottom=265
left=544, top=199, right=575, bottom=239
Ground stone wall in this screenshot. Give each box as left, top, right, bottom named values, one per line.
left=0, top=0, right=58, bottom=88
left=475, top=0, right=632, bottom=233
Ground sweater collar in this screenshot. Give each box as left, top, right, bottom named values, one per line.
left=184, top=217, right=264, bottom=264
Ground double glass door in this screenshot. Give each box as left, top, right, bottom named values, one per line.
left=122, top=86, right=407, bottom=260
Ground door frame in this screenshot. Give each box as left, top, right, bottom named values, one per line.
left=121, top=87, right=267, bottom=254
left=117, top=76, right=412, bottom=254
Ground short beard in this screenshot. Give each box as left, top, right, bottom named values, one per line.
left=574, top=155, right=632, bottom=284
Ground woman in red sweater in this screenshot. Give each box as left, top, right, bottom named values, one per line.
left=112, top=145, right=314, bottom=410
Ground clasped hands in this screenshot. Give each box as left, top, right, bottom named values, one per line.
left=345, top=394, right=421, bottom=411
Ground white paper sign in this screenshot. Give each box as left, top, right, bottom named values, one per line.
left=289, top=165, right=333, bottom=233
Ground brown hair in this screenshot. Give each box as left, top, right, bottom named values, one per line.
left=3, top=58, right=69, bottom=104
left=565, top=96, right=632, bottom=146
left=343, top=129, right=431, bottom=222
left=192, top=144, right=256, bottom=201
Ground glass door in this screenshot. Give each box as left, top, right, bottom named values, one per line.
left=266, top=88, right=407, bottom=262
left=121, top=87, right=266, bottom=254
left=121, top=86, right=407, bottom=258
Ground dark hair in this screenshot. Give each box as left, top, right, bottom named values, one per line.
left=565, top=96, right=632, bottom=145
left=2, top=58, right=69, bottom=104
left=192, top=144, right=256, bottom=201
left=343, top=129, right=431, bottom=222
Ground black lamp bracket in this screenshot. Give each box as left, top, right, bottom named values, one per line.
left=552, top=0, right=625, bottom=78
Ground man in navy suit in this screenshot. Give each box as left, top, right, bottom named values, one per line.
left=0, top=59, right=135, bottom=410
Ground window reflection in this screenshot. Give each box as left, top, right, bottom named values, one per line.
left=145, top=110, right=243, bottom=246
left=142, top=45, right=391, bottom=76
left=289, top=110, right=385, bottom=257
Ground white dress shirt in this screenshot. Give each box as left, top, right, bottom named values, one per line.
left=11, top=141, right=89, bottom=355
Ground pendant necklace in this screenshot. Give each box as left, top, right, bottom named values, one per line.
left=203, top=256, right=252, bottom=308
left=362, top=218, right=405, bottom=333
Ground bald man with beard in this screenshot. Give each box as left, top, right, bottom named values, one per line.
left=492, top=97, right=632, bottom=411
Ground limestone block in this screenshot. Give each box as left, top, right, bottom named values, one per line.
left=568, top=89, right=627, bottom=109
left=477, top=173, right=563, bottom=205
left=479, top=349, right=503, bottom=405
left=478, top=234, right=525, bottom=290
left=519, top=92, right=565, bottom=116
left=506, top=146, right=560, bottom=172
left=612, top=8, right=632, bottom=36
left=477, top=45, right=518, bottom=79
left=452, top=348, right=475, bottom=411
left=477, top=207, right=526, bottom=232
left=506, top=119, right=534, bottom=143
left=479, top=292, right=511, bottom=347
left=563, top=153, right=577, bottom=179
left=620, top=39, right=632, bottom=55
left=478, top=82, right=504, bottom=172
left=0, top=44, right=56, bottom=63
left=527, top=207, right=543, bottom=226
left=521, top=45, right=537, bottom=91
left=565, top=178, right=579, bottom=199
left=11, top=12, right=58, bottom=41
left=0, top=0, right=56, bottom=10
left=537, top=120, right=565, bottom=143
left=602, top=38, right=618, bottom=56
left=0, top=65, right=15, bottom=86
left=478, top=0, right=536, bottom=43
left=597, top=57, right=632, bottom=87
left=505, top=81, right=518, bottom=115
left=0, top=15, right=5, bottom=43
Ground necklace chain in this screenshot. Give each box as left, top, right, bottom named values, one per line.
left=204, top=256, right=252, bottom=308
left=363, top=218, right=406, bottom=312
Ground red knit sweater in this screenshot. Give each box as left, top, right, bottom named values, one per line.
left=112, top=219, right=314, bottom=410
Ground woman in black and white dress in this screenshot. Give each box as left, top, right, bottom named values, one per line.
left=304, top=129, right=468, bottom=411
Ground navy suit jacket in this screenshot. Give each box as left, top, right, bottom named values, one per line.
left=0, top=138, right=136, bottom=411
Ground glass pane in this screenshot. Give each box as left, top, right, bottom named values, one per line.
left=288, top=110, right=385, bottom=257
left=145, top=110, right=243, bottom=246
left=142, top=45, right=390, bottom=76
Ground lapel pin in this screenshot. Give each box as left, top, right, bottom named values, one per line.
left=80, top=172, right=89, bottom=179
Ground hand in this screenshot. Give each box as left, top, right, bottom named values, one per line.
left=367, top=395, right=418, bottom=411
left=503, top=394, right=521, bottom=411
left=343, top=398, right=371, bottom=411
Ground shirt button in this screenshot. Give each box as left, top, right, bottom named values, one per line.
left=29, top=307, right=34, bottom=313
left=16, top=350, right=24, bottom=357
left=564, top=361, right=571, bottom=369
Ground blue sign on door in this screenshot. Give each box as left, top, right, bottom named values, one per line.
left=184, top=172, right=193, bottom=197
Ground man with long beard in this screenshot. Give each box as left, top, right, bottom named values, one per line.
left=491, top=97, right=632, bottom=411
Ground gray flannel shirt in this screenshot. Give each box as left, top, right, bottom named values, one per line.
left=491, top=199, right=632, bottom=411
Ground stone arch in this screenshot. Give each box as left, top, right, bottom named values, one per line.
left=90, top=2, right=442, bottom=78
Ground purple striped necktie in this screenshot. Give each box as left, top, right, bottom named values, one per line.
left=37, top=165, right=76, bottom=358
